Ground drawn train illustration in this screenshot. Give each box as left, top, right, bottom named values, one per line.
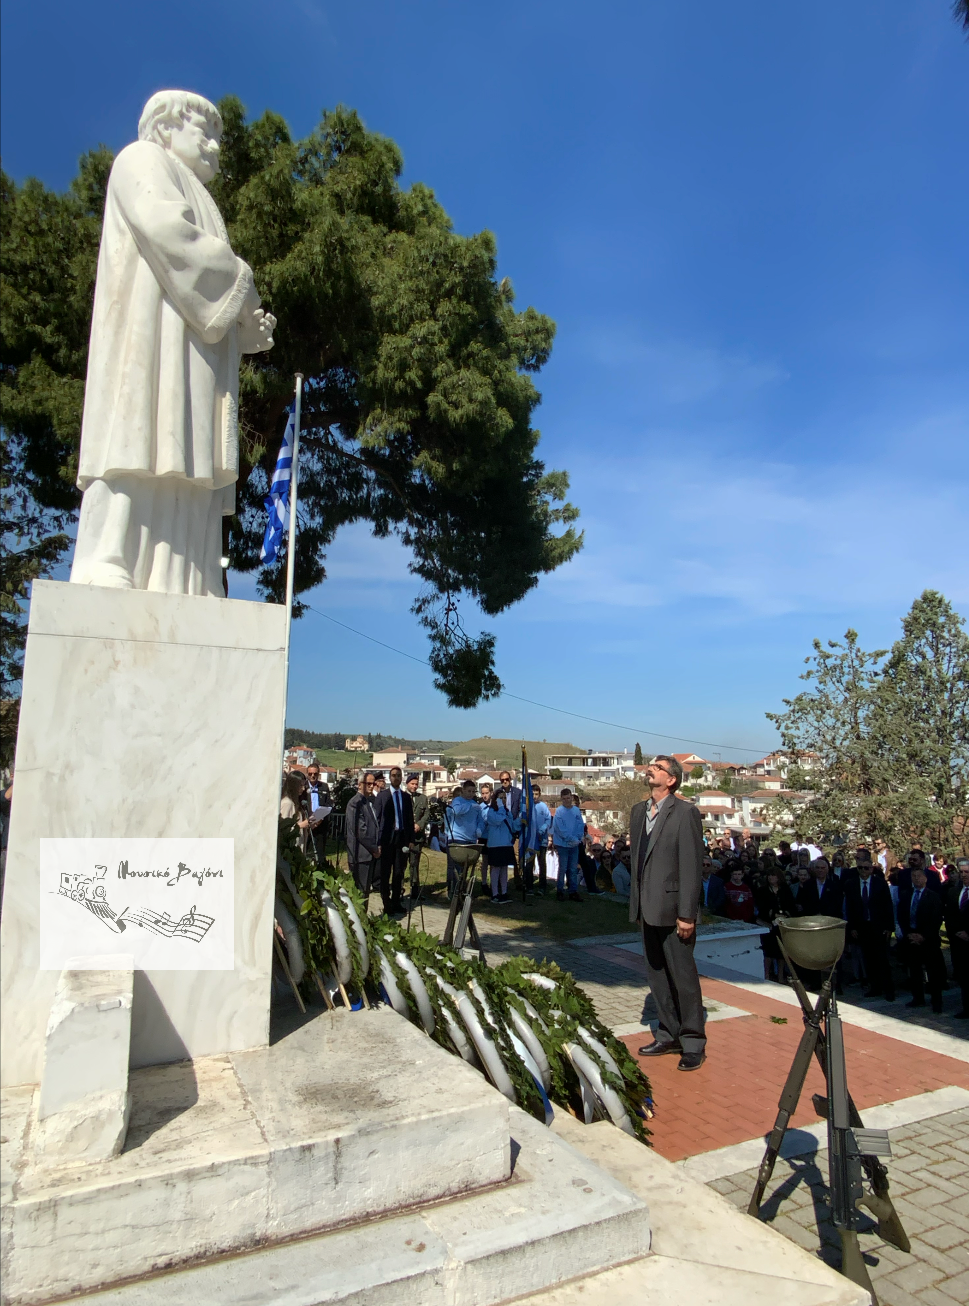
left=58, top=871, right=126, bottom=933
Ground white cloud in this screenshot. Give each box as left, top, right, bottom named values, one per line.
left=572, top=327, right=788, bottom=408
left=536, top=420, right=969, bottom=620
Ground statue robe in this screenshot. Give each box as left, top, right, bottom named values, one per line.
left=71, top=140, right=255, bottom=595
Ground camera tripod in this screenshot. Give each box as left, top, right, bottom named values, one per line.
left=748, top=940, right=909, bottom=1303
left=441, top=845, right=487, bottom=964
left=406, top=844, right=428, bottom=933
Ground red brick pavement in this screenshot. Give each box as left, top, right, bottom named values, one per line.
left=623, top=975, right=969, bottom=1163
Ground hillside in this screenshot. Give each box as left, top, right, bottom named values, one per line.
left=449, top=737, right=586, bottom=771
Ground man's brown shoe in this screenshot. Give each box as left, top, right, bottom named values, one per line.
left=638, top=1041, right=681, bottom=1057
left=677, top=1052, right=706, bottom=1071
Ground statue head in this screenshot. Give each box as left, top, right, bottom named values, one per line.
left=138, top=90, right=222, bottom=184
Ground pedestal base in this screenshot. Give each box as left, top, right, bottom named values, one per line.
left=1, top=1011, right=515, bottom=1305
left=0, top=581, right=287, bottom=1086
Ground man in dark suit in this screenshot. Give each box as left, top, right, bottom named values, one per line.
left=346, top=772, right=380, bottom=899
left=845, top=863, right=896, bottom=1000
left=944, top=859, right=969, bottom=1019
left=799, top=858, right=845, bottom=919
left=629, top=755, right=706, bottom=1072
left=305, top=763, right=332, bottom=864
left=375, top=765, right=414, bottom=916
left=699, top=857, right=726, bottom=914
left=406, top=774, right=432, bottom=905
left=898, top=867, right=946, bottom=1012
left=497, top=770, right=523, bottom=820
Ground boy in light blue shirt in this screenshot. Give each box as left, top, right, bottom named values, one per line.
left=445, top=781, right=485, bottom=897
left=530, top=785, right=552, bottom=896
left=552, top=789, right=585, bottom=901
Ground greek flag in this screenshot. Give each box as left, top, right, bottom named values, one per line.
left=260, top=405, right=295, bottom=564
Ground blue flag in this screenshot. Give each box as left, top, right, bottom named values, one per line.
left=260, top=405, right=295, bottom=564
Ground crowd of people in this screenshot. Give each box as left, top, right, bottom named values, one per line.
left=279, top=766, right=969, bottom=1020
left=697, top=836, right=969, bottom=1018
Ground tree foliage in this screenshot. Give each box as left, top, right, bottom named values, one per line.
left=0, top=101, right=581, bottom=710
left=604, top=778, right=648, bottom=832
left=767, top=591, right=969, bottom=854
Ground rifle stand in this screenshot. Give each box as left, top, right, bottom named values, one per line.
left=442, top=846, right=486, bottom=965
left=747, top=927, right=909, bottom=1305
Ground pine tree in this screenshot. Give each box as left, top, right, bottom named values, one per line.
left=767, top=592, right=969, bottom=855
left=634, top=742, right=643, bottom=765
left=1, top=102, right=581, bottom=711
left=871, top=590, right=969, bottom=853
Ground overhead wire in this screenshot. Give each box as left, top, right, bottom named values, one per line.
left=302, top=603, right=777, bottom=758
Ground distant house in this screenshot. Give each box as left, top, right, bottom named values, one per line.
left=284, top=746, right=317, bottom=769
left=544, top=751, right=639, bottom=786
left=750, top=750, right=820, bottom=781
left=697, top=790, right=736, bottom=810
left=345, top=736, right=368, bottom=752
left=579, top=799, right=624, bottom=826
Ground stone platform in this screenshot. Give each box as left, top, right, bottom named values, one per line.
left=34, top=1109, right=651, bottom=1306
left=1, top=1010, right=515, bottom=1304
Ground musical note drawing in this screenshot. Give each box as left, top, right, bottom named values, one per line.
left=117, top=904, right=214, bottom=943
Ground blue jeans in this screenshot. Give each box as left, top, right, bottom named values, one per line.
left=555, top=844, right=579, bottom=893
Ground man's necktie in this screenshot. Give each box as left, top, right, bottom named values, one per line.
left=960, top=887, right=968, bottom=911
left=394, top=789, right=402, bottom=830
left=911, top=889, right=921, bottom=926
left=862, top=880, right=869, bottom=920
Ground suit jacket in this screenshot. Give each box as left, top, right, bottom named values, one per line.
left=345, top=791, right=380, bottom=862
left=898, top=886, right=943, bottom=942
left=798, top=876, right=844, bottom=920
left=411, top=791, right=432, bottom=834
left=700, top=874, right=726, bottom=914
left=628, top=796, right=704, bottom=928
left=844, top=875, right=895, bottom=934
left=375, top=785, right=415, bottom=845
left=498, top=785, right=522, bottom=821
left=755, top=882, right=795, bottom=924
left=944, top=880, right=969, bottom=941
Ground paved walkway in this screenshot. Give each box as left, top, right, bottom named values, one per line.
left=402, top=891, right=969, bottom=1304
left=709, top=1107, right=969, bottom=1306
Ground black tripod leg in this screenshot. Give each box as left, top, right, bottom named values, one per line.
left=748, top=984, right=830, bottom=1216
left=442, top=866, right=466, bottom=947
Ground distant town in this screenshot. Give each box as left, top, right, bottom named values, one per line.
left=281, top=729, right=813, bottom=841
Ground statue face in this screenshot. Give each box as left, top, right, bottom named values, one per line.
left=164, top=110, right=221, bottom=183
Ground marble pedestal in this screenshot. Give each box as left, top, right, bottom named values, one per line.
left=0, top=580, right=287, bottom=1087
left=1, top=1011, right=519, bottom=1305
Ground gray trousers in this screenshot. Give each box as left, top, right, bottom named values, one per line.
left=642, top=922, right=706, bottom=1054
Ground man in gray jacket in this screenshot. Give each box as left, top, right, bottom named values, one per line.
left=629, top=756, right=706, bottom=1071
left=345, top=773, right=381, bottom=900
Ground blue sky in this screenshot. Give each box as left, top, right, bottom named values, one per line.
left=3, top=1, right=967, bottom=757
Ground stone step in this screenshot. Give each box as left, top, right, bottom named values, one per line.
left=2, top=1009, right=512, bottom=1304
left=40, top=1110, right=651, bottom=1306
left=516, top=1115, right=870, bottom=1306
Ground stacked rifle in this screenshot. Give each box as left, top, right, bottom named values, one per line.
left=748, top=916, right=909, bottom=1304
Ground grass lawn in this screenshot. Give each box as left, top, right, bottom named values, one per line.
left=408, top=848, right=635, bottom=944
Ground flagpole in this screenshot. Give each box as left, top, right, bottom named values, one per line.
left=281, top=373, right=303, bottom=758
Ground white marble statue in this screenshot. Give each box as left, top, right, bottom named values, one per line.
left=70, top=90, right=276, bottom=596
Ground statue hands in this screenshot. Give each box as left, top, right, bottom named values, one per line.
left=238, top=306, right=276, bottom=354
